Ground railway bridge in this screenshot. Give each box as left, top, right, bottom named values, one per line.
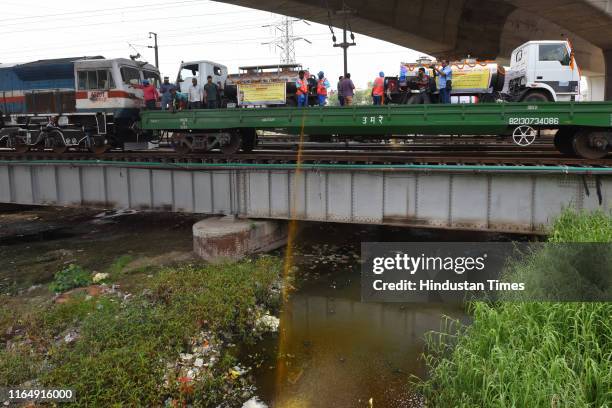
left=1, top=157, right=610, bottom=234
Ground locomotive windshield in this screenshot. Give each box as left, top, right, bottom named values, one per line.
left=120, top=66, right=141, bottom=85
left=143, top=70, right=160, bottom=86
left=77, top=70, right=115, bottom=90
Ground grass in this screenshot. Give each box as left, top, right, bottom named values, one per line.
left=0, top=256, right=282, bottom=406
left=106, top=254, right=134, bottom=279
left=416, top=209, right=612, bottom=407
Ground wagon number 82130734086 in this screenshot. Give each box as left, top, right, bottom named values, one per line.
left=508, top=117, right=559, bottom=125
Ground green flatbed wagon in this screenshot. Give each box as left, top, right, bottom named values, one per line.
left=140, top=102, right=612, bottom=159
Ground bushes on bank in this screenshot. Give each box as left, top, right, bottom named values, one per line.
left=1, top=256, right=281, bottom=407
left=416, top=209, right=612, bottom=407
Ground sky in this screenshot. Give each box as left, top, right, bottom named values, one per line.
left=0, top=0, right=425, bottom=90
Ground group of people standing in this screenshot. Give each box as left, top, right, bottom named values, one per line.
left=399, top=59, right=453, bottom=105
left=139, top=75, right=221, bottom=110
left=140, top=59, right=454, bottom=110
left=297, top=58, right=453, bottom=108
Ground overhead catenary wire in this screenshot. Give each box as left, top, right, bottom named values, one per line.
left=0, top=0, right=210, bottom=24
left=0, top=19, right=293, bottom=55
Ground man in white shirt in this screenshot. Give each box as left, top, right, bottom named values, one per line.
left=187, top=78, right=203, bottom=109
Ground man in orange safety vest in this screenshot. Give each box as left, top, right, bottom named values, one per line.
left=296, top=70, right=309, bottom=107
left=316, top=71, right=330, bottom=106
left=372, top=71, right=385, bottom=105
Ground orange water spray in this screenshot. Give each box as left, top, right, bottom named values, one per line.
left=273, top=112, right=308, bottom=406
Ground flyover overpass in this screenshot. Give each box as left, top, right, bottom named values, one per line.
left=216, top=0, right=612, bottom=100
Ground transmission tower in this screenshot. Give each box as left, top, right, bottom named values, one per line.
left=262, top=16, right=311, bottom=64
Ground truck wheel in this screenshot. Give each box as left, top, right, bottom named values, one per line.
left=521, top=91, right=552, bottom=102
left=553, top=128, right=575, bottom=155
left=572, top=130, right=609, bottom=159
left=479, top=93, right=496, bottom=103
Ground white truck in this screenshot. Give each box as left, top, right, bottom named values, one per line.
left=176, top=60, right=228, bottom=97
left=390, top=40, right=581, bottom=103
left=503, top=40, right=580, bottom=102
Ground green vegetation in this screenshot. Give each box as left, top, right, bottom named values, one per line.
left=0, top=256, right=282, bottom=406
left=417, top=209, right=612, bottom=407
left=49, top=264, right=92, bottom=293
left=106, top=254, right=134, bottom=279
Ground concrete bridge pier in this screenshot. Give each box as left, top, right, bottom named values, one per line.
left=193, top=216, right=288, bottom=263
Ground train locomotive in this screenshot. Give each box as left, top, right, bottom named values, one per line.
left=0, top=56, right=159, bottom=154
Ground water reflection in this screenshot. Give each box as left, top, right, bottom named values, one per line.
left=245, top=224, right=518, bottom=407
left=248, top=275, right=464, bottom=407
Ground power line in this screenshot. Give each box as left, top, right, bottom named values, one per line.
left=0, top=0, right=209, bottom=24
left=0, top=11, right=278, bottom=36
left=0, top=21, right=306, bottom=57
left=2, top=33, right=334, bottom=62
left=0, top=17, right=277, bottom=53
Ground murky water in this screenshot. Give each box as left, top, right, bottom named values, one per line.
left=0, top=206, right=527, bottom=406
left=242, top=224, right=523, bottom=407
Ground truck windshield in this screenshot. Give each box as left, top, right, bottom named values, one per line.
left=179, top=64, right=199, bottom=82
left=539, top=44, right=570, bottom=66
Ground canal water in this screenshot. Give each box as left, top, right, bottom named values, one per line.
left=0, top=206, right=525, bottom=407
left=242, top=223, right=520, bottom=408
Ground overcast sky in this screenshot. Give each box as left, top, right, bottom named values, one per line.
left=0, top=0, right=426, bottom=89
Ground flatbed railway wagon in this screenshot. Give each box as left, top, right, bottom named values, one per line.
left=140, top=102, right=612, bottom=159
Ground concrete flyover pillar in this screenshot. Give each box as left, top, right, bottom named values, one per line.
left=606, top=49, right=612, bottom=101
left=193, top=216, right=288, bottom=263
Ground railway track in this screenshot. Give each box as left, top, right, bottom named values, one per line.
left=0, top=148, right=609, bottom=167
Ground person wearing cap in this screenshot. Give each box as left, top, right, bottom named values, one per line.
left=372, top=71, right=385, bottom=105
left=295, top=70, right=308, bottom=107
left=316, top=71, right=330, bottom=106
left=138, top=79, right=159, bottom=109
left=159, top=76, right=176, bottom=110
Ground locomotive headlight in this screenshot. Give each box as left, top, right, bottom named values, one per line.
left=58, top=116, right=69, bottom=126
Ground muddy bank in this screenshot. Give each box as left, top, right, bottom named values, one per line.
left=0, top=206, right=201, bottom=294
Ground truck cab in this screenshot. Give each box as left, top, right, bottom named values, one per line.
left=506, top=40, right=580, bottom=102
left=177, top=60, right=228, bottom=94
